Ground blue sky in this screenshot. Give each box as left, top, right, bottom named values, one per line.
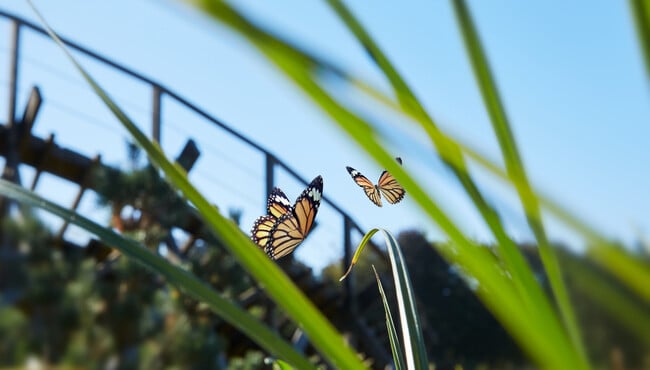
left=0, top=1, right=648, bottom=270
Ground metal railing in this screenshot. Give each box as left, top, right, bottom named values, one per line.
left=0, top=9, right=378, bottom=309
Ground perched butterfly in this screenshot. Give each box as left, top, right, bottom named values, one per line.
left=346, top=157, right=405, bottom=207
left=250, top=175, right=323, bottom=260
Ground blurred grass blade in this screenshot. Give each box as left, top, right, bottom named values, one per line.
left=561, top=251, right=650, bottom=348
left=428, top=127, right=650, bottom=302
left=188, top=2, right=586, bottom=364
left=451, top=1, right=588, bottom=367
left=629, top=0, right=650, bottom=80
left=27, top=3, right=367, bottom=368
left=330, top=65, right=650, bottom=302
left=372, top=265, right=406, bottom=370
left=323, top=0, right=566, bottom=344
left=178, top=0, right=647, bottom=310
left=0, top=179, right=315, bottom=369
left=270, top=359, right=295, bottom=370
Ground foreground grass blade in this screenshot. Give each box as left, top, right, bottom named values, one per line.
left=322, top=0, right=570, bottom=348
left=0, top=179, right=315, bottom=369
left=186, top=2, right=589, bottom=366
left=27, top=3, right=367, bottom=368
left=372, top=265, right=406, bottom=370
left=343, top=229, right=427, bottom=369
left=561, top=251, right=650, bottom=348
left=173, top=0, right=647, bottom=311
left=380, top=229, right=429, bottom=369
left=315, top=41, right=650, bottom=303
left=629, top=0, right=650, bottom=80
left=452, top=2, right=589, bottom=366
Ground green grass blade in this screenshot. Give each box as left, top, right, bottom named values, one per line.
left=271, top=359, right=296, bottom=370
left=324, top=58, right=650, bottom=302
left=0, top=179, right=316, bottom=370
left=179, top=2, right=591, bottom=362
left=629, top=0, right=650, bottom=79
left=341, top=227, right=425, bottom=368
left=173, top=1, right=584, bottom=362
left=180, top=0, right=648, bottom=309
left=379, top=230, right=429, bottom=369
left=339, top=228, right=379, bottom=281
left=275, top=56, right=580, bottom=367
left=437, top=130, right=650, bottom=302
left=322, top=0, right=568, bottom=346
left=372, top=265, right=406, bottom=370
left=255, top=34, right=584, bottom=370
left=27, top=3, right=368, bottom=368
left=451, top=1, right=589, bottom=367
left=561, top=251, right=650, bottom=348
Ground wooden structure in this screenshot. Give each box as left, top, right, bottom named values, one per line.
left=0, top=9, right=395, bottom=367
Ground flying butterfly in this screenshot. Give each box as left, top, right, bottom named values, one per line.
left=250, top=175, right=323, bottom=260
left=346, top=157, right=405, bottom=207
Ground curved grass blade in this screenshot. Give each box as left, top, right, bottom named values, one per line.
left=342, top=228, right=427, bottom=369
left=0, top=179, right=316, bottom=370
left=378, top=229, right=428, bottom=369
left=26, top=3, right=367, bottom=368
left=339, top=228, right=379, bottom=281
left=372, top=265, right=406, bottom=370
left=452, top=2, right=589, bottom=365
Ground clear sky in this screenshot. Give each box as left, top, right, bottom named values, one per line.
left=0, top=1, right=648, bottom=271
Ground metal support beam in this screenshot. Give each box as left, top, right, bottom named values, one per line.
left=342, top=215, right=356, bottom=313
left=7, top=20, right=20, bottom=127
left=1, top=21, right=22, bottom=223
left=264, top=152, right=275, bottom=204
left=152, top=85, right=162, bottom=143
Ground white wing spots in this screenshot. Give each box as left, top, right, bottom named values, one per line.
left=309, top=187, right=321, bottom=202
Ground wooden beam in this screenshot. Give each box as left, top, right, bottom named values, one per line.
left=29, top=133, right=54, bottom=191
left=56, top=154, right=101, bottom=240
left=0, top=127, right=212, bottom=248
left=175, top=139, right=200, bottom=172
left=20, top=86, right=42, bottom=135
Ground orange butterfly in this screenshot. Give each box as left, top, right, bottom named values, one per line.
left=346, top=158, right=405, bottom=207
left=251, top=176, right=323, bottom=260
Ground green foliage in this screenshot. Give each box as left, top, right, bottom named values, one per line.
left=0, top=207, right=253, bottom=368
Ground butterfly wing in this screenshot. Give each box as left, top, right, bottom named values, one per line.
left=266, top=176, right=323, bottom=260
left=267, top=187, right=292, bottom=218
left=251, top=214, right=276, bottom=250
left=346, top=166, right=382, bottom=207
left=377, top=157, right=405, bottom=204
left=377, top=170, right=405, bottom=204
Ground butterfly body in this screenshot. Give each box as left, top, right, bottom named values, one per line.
left=346, top=157, right=405, bottom=207
left=250, top=176, right=323, bottom=260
